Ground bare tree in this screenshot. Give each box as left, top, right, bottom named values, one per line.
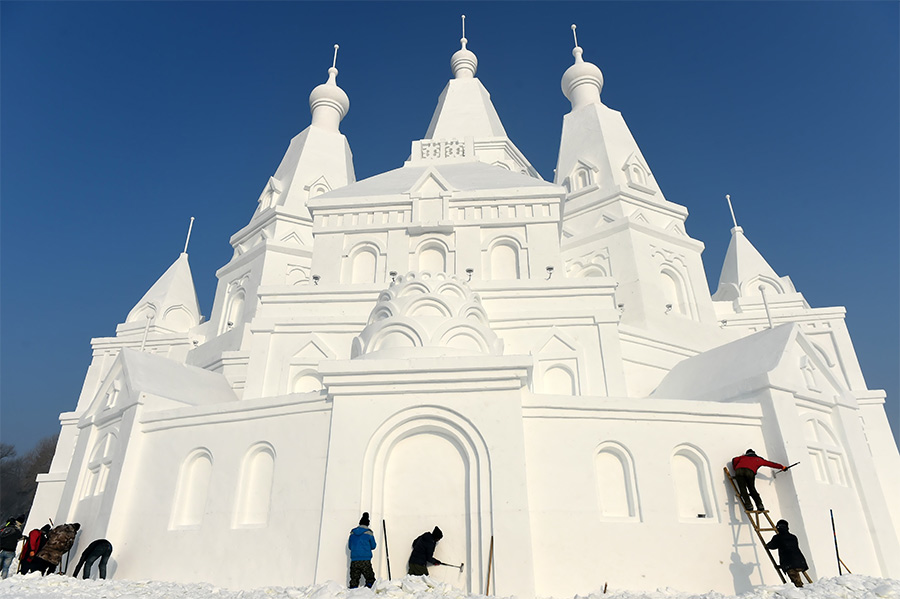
left=0, top=435, right=58, bottom=521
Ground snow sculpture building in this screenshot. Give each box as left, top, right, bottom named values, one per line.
left=29, top=31, right=900, bottom=597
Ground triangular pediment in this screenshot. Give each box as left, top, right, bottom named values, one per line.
left=532, top=328, right=581, bottom=355
left=408, top=168, right=454, bottom=198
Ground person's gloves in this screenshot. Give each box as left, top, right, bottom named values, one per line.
left=782, top=466, right=788, bottom=471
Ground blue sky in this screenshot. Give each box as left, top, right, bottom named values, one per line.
left=1, top=2, right=897, bottom=451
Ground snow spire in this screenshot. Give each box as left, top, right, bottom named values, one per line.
left=309, top=44, right=350, bottom=132
left=451, top=15, right=478, bottom=79
left=561, top=24, right=603, bottom=110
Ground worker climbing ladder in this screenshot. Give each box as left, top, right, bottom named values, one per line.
left=723, top=467, right=813, bottom=585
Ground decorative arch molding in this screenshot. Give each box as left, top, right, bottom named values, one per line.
left=530, top=327, right=586, bottom=396
left=413, top=238, right=452, bottom=274
left=593, top=441, right=641, bottom=521
left=483, top=235, right=527, bottom=280
left=670, top=444, right=718, bottom=522
left=256, top=176, right=283, bottom=212
left=233, top=442, right=276, bottom=528
left=362, top=406, right=491, bottom=592
left=279, top=335, right=335, bottom=396
left=565, top=249, right=612, bottom=279
left=162, top=305, right=195, bottom=332
left=170, top=448, right=214, bottom=529
left=221, top=273, right=251, bottom=334
left=802, top=415, right=849, bottom=487
left=651, top=246, right=696, bottom=320
left=304, top=175, right=332, bottom=200
left=126, top=301, right=158, bottom=324
left=742, top=274, right=785, bottom=297
left=342, top=241, right=385, bottom=284
left=564, top=159, right=600, bottom=194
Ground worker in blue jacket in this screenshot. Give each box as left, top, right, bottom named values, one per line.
left=348, top=512, right=377, bottom=588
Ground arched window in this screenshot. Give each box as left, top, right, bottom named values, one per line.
left=803, top=417, right=848, bottom=486
left=417, top=242, right=447, bottom=273
left=171, top=449, right=213, bottom=529
left=660, top=267, right=689, bottom=317
left=542, top=365, right=576, bottom=395
left=489, top=241, right=520, bottom=280
left=349, top=246, right=379, bottom=284
left=594, top=442, right=639, bottom=520
left=671, top=446, right=716, bottom=521
left=226, top=289, right=245, bottom=329
left=234, top=443, right=276, bottom=527
left=292, top=370, right=323, bottom=393
left=81, top=433, right=117, bottom=499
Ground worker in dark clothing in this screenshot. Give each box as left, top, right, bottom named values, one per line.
left=731, top=449, right=786, bottom=511
left=72, top=539, right=113, bottom=579
left=766, top=520, right=809, bottom=587
left=407, top=526, right=442, bottom=576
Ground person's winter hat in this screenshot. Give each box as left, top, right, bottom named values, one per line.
left=745, top=449, right=757, bottom=456
left=776, top=520, right=789, bottom=531
left=359, top=512, right=370, bottom=526
left=40, top=525, right=51, bottom=533
left=432, top=526, right=443, bottom=540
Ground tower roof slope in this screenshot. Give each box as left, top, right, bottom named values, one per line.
left=713, top=226, right=795, bottom=301
left=123, top=253, right=201, bottom=333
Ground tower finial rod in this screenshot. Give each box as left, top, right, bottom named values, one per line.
left=726, top=194, right=738, bottom=229
left=462, top=14, right=466, bottom=40
left=332, top=44, right=339, bottom=69
left=183, top=216, right=195, bottom=254
left=571, top=24, right=579, bottom=49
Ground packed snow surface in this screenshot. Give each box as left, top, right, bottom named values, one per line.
left=0, top=574, right=898, bottom=599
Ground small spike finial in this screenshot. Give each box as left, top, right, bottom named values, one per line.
left=462, top=14, right=466, bottom=40
left=571, top=24, right=579, bottom=49
left=332, top=44, right=339, bottom=69
left=726, top=194, right=739, bottom=228
left=183, top=216, right=195, bottom=254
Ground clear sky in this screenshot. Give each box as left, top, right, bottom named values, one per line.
left=1, top=2, right=897, bottom=451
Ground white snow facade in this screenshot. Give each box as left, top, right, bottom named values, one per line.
left=29, top=35, right=900, bottom=597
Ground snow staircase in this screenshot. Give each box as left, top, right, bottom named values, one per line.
left=723, top=467, right=813, bottom=585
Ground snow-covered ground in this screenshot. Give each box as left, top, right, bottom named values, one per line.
left=0, top=573, right=897, bottom=599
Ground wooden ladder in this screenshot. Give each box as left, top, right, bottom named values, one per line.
left=723, top=467, right=813, bottom=585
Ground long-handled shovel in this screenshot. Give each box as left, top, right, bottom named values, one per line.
left=774, top=461, right=800, bottom=478
left=438, top=562, right=465, bottom=573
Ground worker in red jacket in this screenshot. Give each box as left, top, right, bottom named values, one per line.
left=731, top=449, right=786, bottom=512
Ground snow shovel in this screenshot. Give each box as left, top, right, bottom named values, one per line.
left=438, top=562, right=464, bottom=573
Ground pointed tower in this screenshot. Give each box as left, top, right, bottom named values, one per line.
left=117, top=252, right=202, bottom=336
left=712, top=225, right=800, bottom=303
left=411, top=22, right=539, bottom=176
left=555, top=26, right=716, bottom=331
left=205, top=49, right=357, bottom=344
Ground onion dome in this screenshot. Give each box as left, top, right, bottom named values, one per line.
left=561, top=26, right=603, bottom=110
left=309, top=45, right=350, bottom=132
left=451, top=37, right=478, bottom=79
left=351, top=271, right=503, bottom=359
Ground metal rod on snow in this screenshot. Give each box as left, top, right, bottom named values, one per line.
left=382, top=519, right=392, bottom=580
left=831, top=509, right=843, bottom=575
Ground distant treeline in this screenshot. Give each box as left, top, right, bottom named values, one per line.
left=0, top=435, right=58, bottom=522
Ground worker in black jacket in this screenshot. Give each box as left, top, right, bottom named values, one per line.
left=766, top=520, right=809, bottom=587
left=407, top=527, right=442, bottom=576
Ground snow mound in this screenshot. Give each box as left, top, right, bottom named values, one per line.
left=0, top=574, right=898, bottom=599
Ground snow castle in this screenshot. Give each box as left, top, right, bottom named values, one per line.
left=28, top=29, right=900, bottom=596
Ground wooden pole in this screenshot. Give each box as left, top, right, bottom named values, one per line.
left=484, top=535, right=494, bottom=595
